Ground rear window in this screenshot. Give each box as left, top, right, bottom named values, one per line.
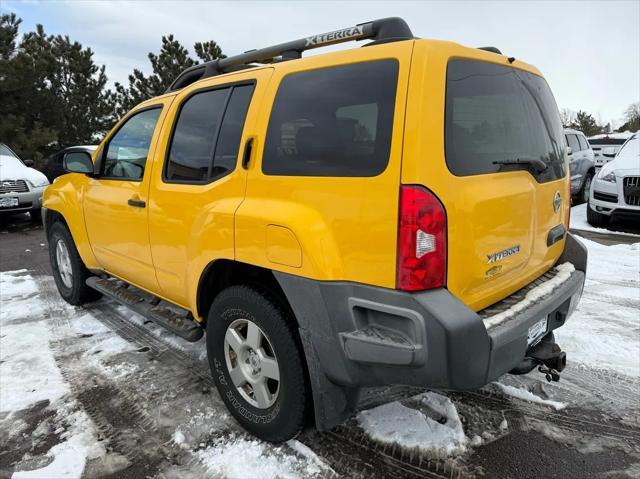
left=445, top=59, right=566, bottom=182
left=262, top=60, right=398, bottom=177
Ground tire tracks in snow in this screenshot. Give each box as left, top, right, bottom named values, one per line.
left=37, top=275, right=213, bottom=479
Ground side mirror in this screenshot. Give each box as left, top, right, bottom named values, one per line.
left=602, top=147, right=616, bottom=158
left=23, top=159, right=35, bottom=167
left=63, top=151, right=94, bottom=174
left=567, top=146, right=573, bottom=156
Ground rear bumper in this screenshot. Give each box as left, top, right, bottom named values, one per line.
left=275, top=233, right=587, bottom=429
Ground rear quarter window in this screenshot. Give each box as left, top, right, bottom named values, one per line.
left=445, top=59, right=566, bottom=182
left=262, top=60, right=399, bottom=177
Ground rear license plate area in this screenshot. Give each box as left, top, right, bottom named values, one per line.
left=527, top=317, right=548, bottom=346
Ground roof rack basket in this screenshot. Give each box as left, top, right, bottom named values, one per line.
left=166, top=17, right=413, bottom=92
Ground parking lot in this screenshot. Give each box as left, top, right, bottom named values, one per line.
left=1, top=210, right=638, bottom=479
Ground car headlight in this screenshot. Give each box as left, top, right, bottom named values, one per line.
left=598, top=171, right=616, bottom=183
left=27, top=178, right=50, bottom=188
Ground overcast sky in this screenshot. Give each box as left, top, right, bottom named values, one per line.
left=3, top=0, right=639, bottom=127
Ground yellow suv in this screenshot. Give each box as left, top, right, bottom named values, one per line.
left=44, top=18, right=587, bottom=442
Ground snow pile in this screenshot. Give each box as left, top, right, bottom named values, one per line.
left=483, top=262, right=575, bottom=329
left=556, top=238, right=640, bottom=377
left=494, top=382, right=567, bottom=410
left=196, top=434, right=328, bottom=478
left=357, top=391, right=467, bottom=456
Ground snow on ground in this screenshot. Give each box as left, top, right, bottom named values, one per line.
left=357, top=391, right=467, bottom=456
left=0, top=270, right=107, bottom=479
left=555, top=237, right=640, bottom=378
left=493, top=382, right=567, bottom=410
left=193, top=433, right=329, bottom=479
left=570, top=203, right=640, bottom=237
left=1, top=270, right=333, bottom=478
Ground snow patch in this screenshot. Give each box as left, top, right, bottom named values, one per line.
left=494, top=382, right=567, bottom=410
left=197, top=434, right=326, bottom=478
left=556, top=237, right=640, bottom=377
left=483, top=262, right=575, bottom=329
left=1, top=320, right=67, bottom=412
left=357, top=391, right=467, bottom=456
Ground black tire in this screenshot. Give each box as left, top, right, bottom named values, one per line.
left=586, top=201, right=609, bottom=227
left=48, top=222, right=102, bottom=305
left=206, top=285, right=310, bottom=442
left=29, top=208, right=42, bottom=223
left=578, top=172, right=594, bottom=205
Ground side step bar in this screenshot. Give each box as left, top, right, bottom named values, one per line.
left=86, top=277, right=203, bottom=342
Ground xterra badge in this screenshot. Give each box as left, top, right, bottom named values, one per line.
left=306, top=26, right=365, bottom=46
left=486, top=245, right=520, bottom=264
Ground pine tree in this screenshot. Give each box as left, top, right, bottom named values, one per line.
left=570, top=111, right=603, bottom=137
left=0, top=14, right=114, bottom=165
left=114, top=36, right=225, bottom=117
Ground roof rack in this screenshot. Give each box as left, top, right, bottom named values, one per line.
left=166, top=17, right=414, bottom=92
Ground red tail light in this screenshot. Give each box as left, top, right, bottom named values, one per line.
left=396, top=185, right=447, bottom=291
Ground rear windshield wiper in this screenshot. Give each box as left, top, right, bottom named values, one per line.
left=493, top=157, right=548, bottom=173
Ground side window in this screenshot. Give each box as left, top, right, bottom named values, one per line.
left=566, top=134, right=581, bottom=153
left=262, top=60, right=399, bottom=177
left=103, top=108, right=162, bottom=180
left=578, top=135, right=589, bottom=151
left=165, top=83, right=255, bottom=183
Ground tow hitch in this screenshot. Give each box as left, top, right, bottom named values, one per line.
left=510, top=332, right=566, bottom=382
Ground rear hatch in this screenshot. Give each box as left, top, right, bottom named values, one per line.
left=404, top=47, right=570, bottom=311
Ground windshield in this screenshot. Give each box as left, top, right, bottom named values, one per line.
left=445, top=59, right=566, bottom=182
left=0, top=144, right=20, bottom=159
left=615, top=135, right=638, bottom=162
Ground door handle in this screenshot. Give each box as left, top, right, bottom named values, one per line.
left=242, top=137, right=254, bottom=169
left=128, top=197, right=146, bottom=208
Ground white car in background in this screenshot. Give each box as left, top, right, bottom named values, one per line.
left=588, top=131, right=635, bottom=168
left=587, top=133, right=640, bottom=227
left=0, top=143, right=50, bottom=221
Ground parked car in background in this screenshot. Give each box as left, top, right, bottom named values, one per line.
left=42, top=145, right=98, bottom=182
left=588, top=132, right=634, bottom=168
left=588, top=133, right=640, bottom=226
left=565, top=129, right=595, bottom=204
left=0, top=143, right=50, bottom=221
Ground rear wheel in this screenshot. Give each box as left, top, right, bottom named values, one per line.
left=586, top=201, right=609, bottom=228
left=48, top=222, right=102, bottom=305
left=579, top=173, right=593, bottom=204
left=206, top=285, right=309, bottom=442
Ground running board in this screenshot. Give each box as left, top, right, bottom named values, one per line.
left=86, top=277, right=204, bottom=342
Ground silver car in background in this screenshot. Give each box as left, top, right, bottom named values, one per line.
left=565, top=129, right=595, bottom=204
left=0, top=143, right=50, bottom=221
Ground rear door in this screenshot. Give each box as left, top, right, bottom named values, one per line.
left=405, top=45, right=569, bottom=311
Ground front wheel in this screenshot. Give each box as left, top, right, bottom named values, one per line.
left=586, top=201, right=609, bottom=228
left=206, top=285, right=310, bottom=442
left=48, top=222, right=102, bottom=305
